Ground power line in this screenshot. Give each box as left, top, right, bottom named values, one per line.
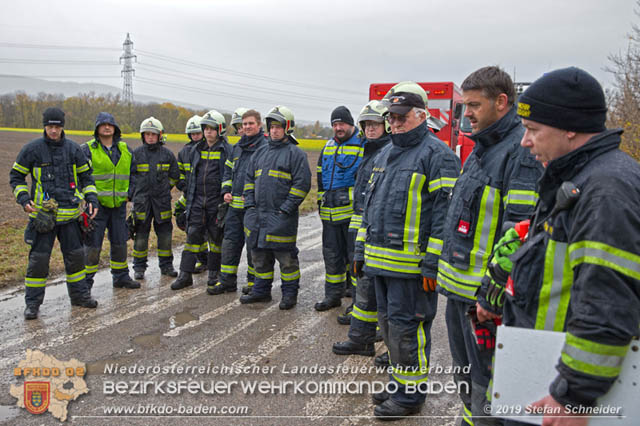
left=0, top=74, right=119, bottom=78
left=0, top=42, right=119, bottom=51
left=0, top=58, right=119, bottom=65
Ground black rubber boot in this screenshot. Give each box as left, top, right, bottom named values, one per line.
left=374, top=352, right=390, bottom=367
left=279, top=294, right=297, bottom=310
left=241, top=281, right=255, bottom=295
left=332, top=340, right=375, bottom=356
left=314, top=297, right=341, bottom=312
left=160, top=266, right=178, bottom=277
left=134, top=270, right=145, bottom=280
left=239, top=293, right=272, bottom=304
left=374, top=399, right=421, bottom=421
left=171, top=271, right=193, bottom=290
left=372, top=390, right=389, bottom=405
left=24, top=305, right=39, bottom=320
left=207, top=281, right=237, bottom=295
left=337, top=303, right=353, bottom=325
left=113, top=276, right=141, bottom=289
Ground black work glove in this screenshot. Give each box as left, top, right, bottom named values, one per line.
left=352, top=260, right=364, bottom=278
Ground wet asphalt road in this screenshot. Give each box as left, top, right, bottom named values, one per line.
left=0, top=213, right=461, bottom=425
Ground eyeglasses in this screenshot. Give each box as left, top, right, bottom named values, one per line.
left=385, top=112, right=410, bottom=124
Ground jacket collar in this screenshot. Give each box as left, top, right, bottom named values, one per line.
left=469, top=107, right=521, bottom=155
left=364, top=133, right=391, bottom=154
left=391, top=121, right=428, bottom=149
left=238, top=131, right=265, bottom=151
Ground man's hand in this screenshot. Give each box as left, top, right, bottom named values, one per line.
left=422, top=276, right=437, bottom=292
left=224, top=193, right=232, bottom=203
left=87, top=203, right=98, bottom=219
left=528, top=395, right=589, bottom=426
left=23, top=200, right=37, bottom=214
left=476, top=302, right=501, bottom=323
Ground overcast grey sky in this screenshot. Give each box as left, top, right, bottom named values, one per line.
left=0, top=0, right=637, bottom=121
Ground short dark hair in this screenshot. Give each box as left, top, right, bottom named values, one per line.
left=461, top=66, right=516, bottom=106
left=242, top=109, right=261, bottom=123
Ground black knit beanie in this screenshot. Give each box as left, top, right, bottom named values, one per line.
left=517, top=67, right=606, bottom=133
left=331, top=106, right=354, bottom=126
left=43, top=107, right=65, bottom=127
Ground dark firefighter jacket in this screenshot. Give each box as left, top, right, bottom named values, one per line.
left=183, top=137, right=232, bottom=220
left=437, top=107, right=544, bottom=302
left=176, top=139, right=199, bottom=192
left=317, top=129, right=364, bottom=223
left=504, top=129, right=640, bottom=407
left=221, top=131, right=266, bottom=210
left=348, top=134, right=391, bottom=233
left=353, top=121, right=461, bottom=279
left=243, top=136, right=311, bottom=251
left=130, top=142, right=179, bottom=224
left=11, top=131, right=98, bottom=223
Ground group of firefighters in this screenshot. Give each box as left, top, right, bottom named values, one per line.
left=9, top=65, right=639, bottom=424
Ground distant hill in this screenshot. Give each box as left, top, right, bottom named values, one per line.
left=0, top=74, right=214, bottom=112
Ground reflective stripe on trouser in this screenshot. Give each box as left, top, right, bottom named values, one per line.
left=179, top=206, right=222, bottom=273
left=24, top=221, right=88, bottom=306
left=321, top=221, right=353, bottom=299
left=445, top=298, right=500, bottom=426
left=348, top=273, right=378, bottom=345
left=132, top=214, right=174, bottom=271
left=250, top=248, right=300, bottom=297
left=84, top=204, right=130, bottom=285
left=374, top=275, right=437, bottom=407
left=220, top=208, right=254, bottom=286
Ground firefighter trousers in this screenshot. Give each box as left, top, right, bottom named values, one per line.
left=84, top=204, right=131, bottom=288
left=375, top=275, right=437, bottom=407
left=220, top=207, right=254, bottom=287
left=133, top=214, right=173, bottom=272
left=250, top=248, right=300, bottom=297
left=179, top=206, right=222, bottom=274
left=23, top=220, right=90, bottom=306
left=446, top=298, right=501, bottom=426
left=348, top=272, right=378, bottom=344
left=321, top=221, right=353, bottom=300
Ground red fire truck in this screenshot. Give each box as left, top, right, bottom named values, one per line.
left=369, top=82, right=474, bottom=164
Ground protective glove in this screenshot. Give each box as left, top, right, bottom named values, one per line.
left=484, top=273, right=506, bottom=314
left=126, top=213, right=136, bottom=240
left=493, top=227, right=522, bottom=274
left=33, top=198, right=58, bottom=233
left=422, top=276, right=437, bottom=292
left=352, top=260, right=364, bottom=278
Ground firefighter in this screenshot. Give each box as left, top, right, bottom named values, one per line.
left=171, top=109, right=232, bottom=291
left=231, top=107, right=248, bottom=137
left=436, top=67, right=544, bottom=426
left=353, top=82, right=460, bottom=419
left=11, top=107, right=99, bottom=319
left=315, top=106, right=364, bottom=311
left=208, top=109, right=266, bottom=295
left=176, top=115, right=208, bottom=274
left=240, top=106, right=311, bottom=309
left=332, top=100, right=391, bottom=356
left=82, top=112, right=140, bottom=290
left=487, top=67, right=640, bottom=426
left=130, top=117, right=180, bottom=280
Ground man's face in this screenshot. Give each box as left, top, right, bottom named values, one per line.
left=97, top=123, right=114, bottom=138
left=520, top=119, right=572, bottom=164
left=143, top=131, right=159, bottom=144
left=332, top=121, right=353, bottom=140
left=363, top=121, right=385, bottom=140
left=242, top=116, right=260, bottom=137
left=190, top=131, right=203, bottom=142
left=204, top=125, right=218, bottom=142
left=463, top=89, right=501, bottom=134
left=45, top=125, right=63, bottom=141
left=235, top=125, right=245, bottom=136
left=387, top=109, right=424, bottom=134
left=270, top=123, right=285, bottom=140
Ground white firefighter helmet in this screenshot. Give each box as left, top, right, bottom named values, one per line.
left=201, top=109, right=227, bottom=136
left=140, top=116, right=164, bottom=134
left=358, top=100, right=390, bottom=134
left=231, top=107, right=249, bottom=129
left=381, top=81, right=431, bottom=118
left=265, top=106, right=295, bottom=135
left=185, top=115, right=202, bottom=134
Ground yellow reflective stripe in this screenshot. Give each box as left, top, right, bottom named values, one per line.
left=221, top=265, right=238, bottom=274
left=463, top=405, right=473, bottom=425
left=352, top=305, right=377, bottom=322
left=200, top=152, right=221, bottom=160
left=110, top=260, right=128, bottom=269
left=243, top=183, right=255, bottom=191
left=268, top=169, right=292, bottom=180
left=326, top=273, right=346, bottom=283
left=136, top=164, right=149, bottom=172
left=77, top=163, right=90, bottom=173
left=184, top=244, right=200, bottom=253
left=13, top=185, right=29, bottom=198
left=169, top=178, right=178, bottom=186
left=569, top=240, right=640, bottom=281
left=156, top=163, right=170, bottom=171
left=503, top=189, right=539, bottom=206
left=536, top=240, right=572, bottom=331
left=317, top=191, right=325, bottom=201
left=85, top=264, right=99, bottom=274
left=83, top=185, right=97, bottom=194
left=247, top=266, right=256, bottom=275
left=135, top=211, right=146, bottom=220
left=160, top=210, right=172, bottom=219
left=255, top=270, right=274, bottom=279
left=427, top=237, right=443, bottom=256
left=323, top=146, right=363, bottom=156
left=199, top=242, right=208, bottom=252
left=255, top=169, right=262, bottom=177
left=316, top=166, right=322, bottom=172
left=265, top=234, right=297, bottom=243
left=561, top=333, right=630, bottom=378
left=12, top=162, right=30, bottom=174
left=132, top=249, right=148, bottom=257
left=289, top=187, right=307, bottom=198
left=244, top=226, right=251, bottom=237
left=184, top=163, right=191, bottom=172
left=157, top=249, right=172, bottom=256
left=404, top=173, right=426, bottom=254
left=209, top=242, right=221, bottom=253
left=25, top=277, right=47, bottom=287
left=231, top=195, right=244, bottom=209
left=356, top=227, right=366, bottom=242
left=225, top=159, right=234, bottom=168
left=66, top=270, right=86, bottom=283
left=222, top=180, right=232, bottom=188
left=349, top=214, right=362, bottom=230
left=428, top=176, right=457, bottom=193
left=177, top=196, right=186, bottom=207
left=281, top=270, right=301, bottom=281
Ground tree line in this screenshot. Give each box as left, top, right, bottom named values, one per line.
left=0, top=91, right=334, bottom=139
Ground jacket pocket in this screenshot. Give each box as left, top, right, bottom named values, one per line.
left=243, top=208, right=259, bottom=249
left=265, top=210, right=297, bottom=244
left=445, top=177, right=486, bottom=269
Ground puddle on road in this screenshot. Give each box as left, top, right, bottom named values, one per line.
left=0, top=405, right=20, bottom=422
left=86, top=356, right=132, bottom=375
left=168, top=309, right=198, bottom=329
left=132, top=333, right=162, bottom=348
